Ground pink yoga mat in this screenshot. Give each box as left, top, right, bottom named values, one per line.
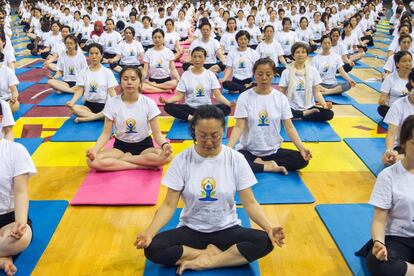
left=71, top=169, right=162, bottom=205
left=174, top=61, right=183, bottom=68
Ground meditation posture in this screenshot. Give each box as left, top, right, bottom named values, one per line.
left=86, top=66, right=172, bottom=171
left=135, top=105, right=284, bottom=275
left=0, top=102, right=36, bottom=276
left=0, top=52, right=19, bottom=113
left=228, top=58, right=311, bottom=174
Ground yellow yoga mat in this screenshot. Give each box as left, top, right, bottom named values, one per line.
left=330, top=117, right=386, bottom=139
left=32, top=142, right=95, bottom=167
left=13, top=117, right=68, bottom=138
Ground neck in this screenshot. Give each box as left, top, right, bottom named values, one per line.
left=195, top=144, right=221, bottom=158
left=402, top=157, right=414, bottom=172
left=294, top=62, right=305, bottom=69
left=122, top=92, right=139, bottom=102
left=254, top=85, right=272, bottom=94
left=154, top=45, right=163, bottom=50
left=90, top=63, right=101, bottom=70
left=239, top=46, right=247, bottom=51
left=399, top=69, right=410, bottom=78
left=192, top=66, right=204, bottom=73
left=322, top=49, right=330, bottom=55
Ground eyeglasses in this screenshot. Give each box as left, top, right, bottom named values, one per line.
left=195, top=132, right=222, bottom=142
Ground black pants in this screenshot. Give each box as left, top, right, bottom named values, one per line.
left=291, top=106, right=334, bottom=122
left=361, top=35, right=374, bottom=47
left=356, top=236, right=414, bottom=276
left=164, top=103, right=231, bottom=121
left=343, top=63, right=353, bottom=73
left=103, top=52, right=117, bottom=59
left=309, top=43, right=318, bottom=53
left=378, top=105, right=389, bottom=118
left=238, top=148, right=309, bottom=173
left=276, top=66, right=285, bottom=76
left=222, top=77, right=253, bottom=93
left=144, top=225, right=274, bottom=266
left=182, top=62, right=226, bottom=72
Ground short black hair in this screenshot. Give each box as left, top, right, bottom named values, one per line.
left=189, top=105, right=225, bottom=143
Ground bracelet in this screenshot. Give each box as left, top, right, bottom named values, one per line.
left=373, top=240, right=385, bottom=246
left=161, top=142, right=169, bottom=149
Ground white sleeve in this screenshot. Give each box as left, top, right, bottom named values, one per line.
left=224, top=51, right=233, bottom=67
left=234, top=93, right=248, bottom=118
left=234, top=151, right=257, bottom=191
left=279, top=69, right=289, bottom=88
left=369, top=169, right=392, bottom=209
left=209, top=71, right=221, bottom=90
left=383, top=56, right=394, bottom=72
left=380, top=75, right=392, bottom=93
left=106, top=69, right=118, bottom=88
left=0, top=100, right=14, bottom=127
left=311, top=67, right=322, bottom=85
left=336, top=54, right=344, bottom=68
left=56, top=55, right=64, bottom=72
left=176, top=72, right=187, bottom=92
left=76, top=69, right=86, bottom=87
left=12, top=143, right=37, bottom=177
left=8, top=70, right=19, bottom=86
left=102, top=98, right=114, bottom=120
left=280, top=93, right=293, bottom=120
left=143, top=50, right=150, bottom=63
left=384, top=101, right=402, bottom=126
left=162, top=153, right=185, bottom=191
left=146, top=97, right=161, bottom=120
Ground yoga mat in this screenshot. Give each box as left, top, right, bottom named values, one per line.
left=353, top=61, right=371, bottom=69
left=175, top=61, right=183, bottom=68
left=344, top=138, right=385, bottom=176
left=17, top=82, right=36, bottom=92
left=71, top=169, right=162, bottom=205
left=38, top=77, right=49, bottom=84
left=374, top=67, right=385, bottom=73
left=281, top=121, right=341, bottom=142
left=223, top=92, right=240, bottom=102
left=373, top=46, right=388, bottom=52
left=363, top=81, right=382, bottom=92
left=15, top=68, right=32, bottom=76
left=167, top=118, right=228, bottom=140
left=13, top=104, right=34, bottom=120
left=15, top=138, right=44, bottom=155
left=3, top=200, right=68, bottom=276
left=50, top=117, right=104, bottom=142
left=315, top=204, right=372, bottom=276
left=337, top=74, right=363, bottom=84
left=353, top=103, right=388, bottom=130
left=27, top=62, right=44, bottom=69
left=324, top=93, right=356, bottom=105
left=144, top=208, right=260, bottom=276
left=235, top=172, right=314, bottom=204
left=38, top=93, right=82, bottom=106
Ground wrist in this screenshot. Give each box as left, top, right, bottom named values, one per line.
left=373, top=239, right=385, bottom=246
left=161, top=142, right=169, bottom=149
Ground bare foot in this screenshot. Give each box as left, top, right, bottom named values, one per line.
left=303, top=108, right=320, bottom=117
left=74, top=117, right=81, bottom=123
left=0, top=257, right=17, bottom=276
left=176, top=254, right=211, bottom=275
left=263, top=161, right=288, bottom=175
left=205, top=244, right=222, bottom=257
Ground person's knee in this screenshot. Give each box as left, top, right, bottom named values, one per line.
left=144, top=243, right=176, bottom=266
left=243, top=230, right=274, bottom=261
left=341, top=82, right=351, bottom=92
left=163, top=103, right=174, bottom=115
left=366, top=253, right=407, bottom=276
left=325, top=110, right=334, bottom=121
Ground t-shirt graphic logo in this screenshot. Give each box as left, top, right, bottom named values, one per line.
left=296, top=79, right=305, bottom=91
left=199, top=177, right=218, bottom=201
left=89, top=81, right=98, bottom=93
left=238, top=58, right=246, bottom=69
left=402, top=89, right=410, bottom=96
left=68, top=66, right=75, bottom=75
left=285, top=39, right=290, bottom=46
left=258, top=110, right=270, bottom=126
left=156, top=59, right=163, bottom=68
left=169, top=39, right=173, bottom=44
left=125, top=118, right=137, bottom=133
left=179, top=28, right=183, bottom=32
left=129, top=49, right=134, bottom=56
left=322, top=63, right=329, bottom=73
left=195, top=84, right=205, bottom=97
left=108, top=40, right=112, bottom=47
left=230, top=39, right=235, bottom=46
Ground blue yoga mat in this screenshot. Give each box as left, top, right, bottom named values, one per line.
left=17, top=55, right=40, bottom=60
left=353, top=103, right=388, bottom=130
left=50, top=117, right=104, bottom=142
left=15, top=68, right=32, bottom=76
left=374, top=67, right=385, bottom=73
left=15, top=138, right=44, bottom=155
left=167, top=118, right=228, bottom=140
left=324, top=93, right=356, bottom=105
left=13, top=104, right=34, bottom=120
left=281, top=120, right=341, bottom=142
left=28, top=63, right=44, bottom=69
left=354, top=61, right=371, bottom=69
left=0, top=200, right=68, bottom=276
left=144, top=208, right=260, bottom=276
left=315, top=204, right=372, bottom=276
left=235, top=172, right=314, bottom=204
left=337, top=74, right=363, bottom=84
left=38, top=77, right=49, bottom=84
left=18, top=82, right=36, bottom=92
left=15, top=47, right=27, bottom=53
left=38, top=93, right=82, bottom=106
left=344, top=138, right=385, bottom=176
left=222, top=92, right=240, bottom=102
left=364, top=81, right=382, bottom=92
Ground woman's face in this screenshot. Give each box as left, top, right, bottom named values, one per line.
left=121, top=69, right=141, bottom=94
left=124, top=28, right=134, bottom=41
left=398, top=54, right=413, bottom=71
left=191, top=50, right=206, bottom=67
left=65, top=38, right=76, bottom=51
left=400, top=38, right=412, bottom=51
left=400, top=26, right=409, bottom=35
left=321, top=38, right=332, bottom=51
left=227, top=20, right=236, bottom=31
left=201, top=25, right=211, bottom=38
left=51, top=23, right=60, bottom=33
left=264, top=27, right=274, bottom=39
left=283, top=21, right=291, bottom=31
left=300, top=19, right=308, bottom=29
left=331, top=31, right=340, bottom=43
left=237, top=35, right=249, bottom=48
left=403, top=134, right=414, bottom=160
left=152, top=32, right=164, bottom=46
left=254, top=63, right=274, bottom=88
left=106, top=20, right=114, bottom=31
left=248, top=16, right=254, bottom=25
left=194, top=119, right=223, bottom=155
left=293, top=46, right=308, bottom=62
left=89, top=47, right=102, bottom=65
left=83, top=17, right=90, bottom=24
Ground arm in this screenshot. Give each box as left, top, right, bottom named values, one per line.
left=52, top=70, right=63, bottom=79
left=142, top=62, right=149, bottom=80
left=283, top=119, right=310, bottom=157
left=385, top=124, right=398, bottom=152
left=371, top=207, right=389, bottom=261
left=88, top=117, right=113, bottom=157
left=108, top=87, right=117, bottom=98
left=67, top=86, right=84, bottom=106
left=278, top=55, right=288, bottom=66
left=239, top=188, right=272, bottom=232
left=169, top=60, right=180, bottom=81
left=216, top=47, right=226, bottom=64
left=3, top=126, right=14, bottom=141
left=160, top=91, right=185, bottom=104
left=338, top=67, right=356, bottom=86
left=313, top=85, right=330, bottom=109
left=222, top=67, right=232, bottom=82
left=212, top=88, right=231, bottom=107
left=149, top=116, right=169, bottom=147
left=112, top=53, right=121, bottom=63
left=342, top=54, right=355, bottom=66
left=9, top=85, right=18, bottom=104
left=13, top=174, right=30, bottom=225
left=279, top=86, right=287, bottom=95
left=378, top=92, right=388, bottom=105
left=227, top=118, right=246, bottom=149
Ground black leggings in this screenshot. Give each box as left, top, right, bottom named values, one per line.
left=222, top=77, right=253, bottom=93
left=291, top=106, right=334, bottom=122
left=239, top=148, right=309, bottom=173
left=144, top=225, right=274, bottom=266
left=357, top=236, right=414, bottom=276
left=377, top=105, right=389, bottom=118
left=164, top=103, right=231, bottom=121
left=343, top=63, right=354, bottom=73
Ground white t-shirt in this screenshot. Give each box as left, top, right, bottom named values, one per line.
left=99, top=31, right=122, bottom=54
left=311, top=52, right=344, bottom=85
left=309, top=21, right=326, bottom=40
left=234, top=88, right=293, bottom=156
left=296, top=28, right=314, bottom=44
left=177, top=69, right=221, bottom=108
left=0, top=66, right=19, bottom=100
left=164, top=31, right=181, bottom=51
left=277, top=31, right=298, bottom=56
left=331, top=42, right=349, bottom=56
left=76, top=66, right=118, bottom=103
left=279, top=66, right=322, bottom=110
left=244, top=25, right=261, bottom=46
left=103, top=95, right=160, bottom=143
left=220, top=32, right=237, bottom=54
left=0, top=99, right=15, bottom=139
left=0, top=139, right=36, bottom=215
left=163, top=145, right=257, bottom=233
left=175, top=20, right=191, bottom=38
left=256, top=40, right=284, bottom=67
left=78, top=24, right=94, bottom=39
left=342, top=34, right=359, bottom=52
left=143, top=47, right=175, bottom=80
left=384, top=54, right=414, bottom=73
left=116, top=40, right=144, bottom=66
left=384, top=96, right=414, bottom=145
left=381, top=71, right=410, bottom=106
left=138, top=27, right=154, bottom=46
left=189, top=38, right=221, bottom=64
left=370, top=161, right=414, bottom=237
left=56, top=51, right=88, bottom=82
left=225, top=48, right=259, bottom=80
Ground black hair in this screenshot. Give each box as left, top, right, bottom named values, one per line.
left=282, top=17, right=292, bottom=27
left=191, top=46, right=207, bottom=57
left=394, top=50, right=412, bottom=69
left=88, top=43, right=104, bottom=55
left=105, top=18, right=114, bottom=25
left=330, top=27, right=341, bottom=37
left=235, top=30, right=250, bottom=42
left=189, top=105, right=226, bottom=143
left=291, top=42, right=310, bottom=56
left=199, top=20, right=211, bottom=30
left=399, top=23, right=412, bottom=34
left=320, top=34, right=331, bottom=44
left=399, top=33, right=413, bottom=44
left=165, top=18, right=174, bottom=26
left=124, top=26, right=135, bottom=37
left=226, top=17, right=237, bottom=32
left=406, top=68, right=414, bottom=91
left=64, top=34, right=78, bottom=49
left=0, top=51, right=4, bottom=63
left=253, top=57, right=277, bottom=74
left=142, top=16, right=151, bottom=22
left=263, top=25, right=274, bottom=33
left=152, top=28, right=165, bottom=37
left=341, top=21, right=352, bottom=40
left=399, top=115, right=414, bottom=149
left=299, top=16, right=308, bottom=25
